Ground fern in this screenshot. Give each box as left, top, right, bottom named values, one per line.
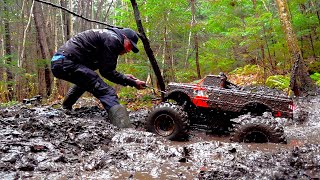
left=310, top=73, right=320, bottom=87
left=176, top=71, right=198, bottom=82
left=230, top=64, right=262, bottom=75
left=265, top=75, right=290, bottom=90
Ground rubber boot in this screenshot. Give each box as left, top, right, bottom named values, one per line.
left=62, top=85, right=85, bottom=110
left=108, top=104, right=132, bottom=128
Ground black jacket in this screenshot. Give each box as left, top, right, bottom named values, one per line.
left=58, top=28, right=136, bottom=87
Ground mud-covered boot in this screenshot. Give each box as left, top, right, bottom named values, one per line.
left=62, top=85, right=85, bottom=110
left=108, top=104, right=132, bottom=128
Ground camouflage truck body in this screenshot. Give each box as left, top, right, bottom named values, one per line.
left=146, top=74, right=293, bottom=142
left=164, top=75, right=294, bottom=119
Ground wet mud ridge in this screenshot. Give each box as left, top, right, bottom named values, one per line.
left=0, top=96, right=320, bottom=179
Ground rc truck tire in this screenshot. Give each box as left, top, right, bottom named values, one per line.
left=146, top=102, right=189, bottom=140
left=230, top=115, right=286, bottom=143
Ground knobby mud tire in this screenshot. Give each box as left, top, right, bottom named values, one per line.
left=145, top=102, right=190, bottom=140
left=230, top=115, right=286, bottom=144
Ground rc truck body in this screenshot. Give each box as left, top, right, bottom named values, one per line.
left=146, top=73, right=295, bottom=143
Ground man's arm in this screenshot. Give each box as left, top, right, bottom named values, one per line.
left=99, top=30, right=145, bottom=89
left=101, top=69, right=146, bottom=89
left=100, top=69, right=137, bottom=87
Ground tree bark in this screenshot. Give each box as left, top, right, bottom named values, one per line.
left=262, top=25, right=275, bottom=72
left=194, top=33, right=201, bottom=79
left=33, top=2, right=52, bottom=97
left=20, top=0, right=34, bottom=68
left=275, top=0, right=316, bottom=96
left=191, top=0, right=201, bottom=79
left=104, top=0, right=113, bottom=23
left=83, top=0, right=92, bottom=30
left=60, top=0, right=72, bottom=40
left=162, top=16, right=174, bottom=83
left=94, top=0, right=105, bottom=28
left=0, top=36, right=3, bottom=83
left=130, top=0, right=166, bottom=97
left=3, top=0, right=14, bottom=101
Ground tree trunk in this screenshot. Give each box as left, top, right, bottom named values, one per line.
left=162, top=18, right=174, bottom=83
left=0, top=35, right=3, bottom=83
left=104, top=0, right=113, bottom=23
left=263, top=25, right=275, bottom=72
left=79, top=0, right=85, bottom=31
left=130, top=0, right=166, bottom=97
left=3, top=0, right=14, bottom=101
left=94, top=0, right=105, bottom=29
left=33, top=2, right=52, bottom=97
left=185, top=30, right=192, bottom=68
left=194, top=33, right=201, bottom=79
left=49, top=0, right=68, bottom=99
left=191, top=0, right=201, bottom=79
left=162, top=26, right=167, bottom=83
left=20, top=0, right=34, bottom=68
left=60, top=0, right=72, bottom=40
left=252, top=0, right=257, bottom=11
left=309, top=32, right=316, bottom=58
left=275, top=0, right=316, bottom=96
left=83, top=0, right=92, bottom=29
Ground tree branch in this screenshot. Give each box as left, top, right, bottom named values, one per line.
left=130, top=0, right=166, bottom=97
left=34, top=0, right=122, bottom=29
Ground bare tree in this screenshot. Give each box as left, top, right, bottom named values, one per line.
left=3, top=0, right=14, bottom=101
left=275, top=0, right=316, bottom=96
left=162, top=14, right=174, bottom=84
left=94, top=0, right=105, bottom=29
left=60, top=0, right=72, bottom=40
left=0, top=35, right=3, bottom=83
left=191, top=0, right=201, bottom=79
left=130, top=0, right=166, bottom=96
left=20, top=0, right=35, bottom=68
left=33, top=2, right=52, bottom=97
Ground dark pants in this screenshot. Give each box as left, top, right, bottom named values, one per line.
left=51, top=56, right=119, bottom=110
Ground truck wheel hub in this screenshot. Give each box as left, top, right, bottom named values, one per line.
left=154, top=114, right=175, bottom=136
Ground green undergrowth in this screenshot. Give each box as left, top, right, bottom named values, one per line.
left=265, top=75, right=290, bottom=91
left=0, top=101, right=19, bottom=108
left=310, top=73, right=320, bottom=87
left=118, top=87, right=161, bottom=110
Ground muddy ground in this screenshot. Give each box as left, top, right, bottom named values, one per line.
left=0, top=96, right=320, bottom=179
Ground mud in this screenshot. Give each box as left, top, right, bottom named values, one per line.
left=0, top=96, right=320, bottom=179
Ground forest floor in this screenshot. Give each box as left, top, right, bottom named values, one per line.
left=0, top=95, right=320, bottom=179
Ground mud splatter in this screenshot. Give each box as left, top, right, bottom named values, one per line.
left=0, top=96, right=319, bottom=179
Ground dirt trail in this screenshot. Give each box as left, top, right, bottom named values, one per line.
left=0, top=96, right=319, bottom=179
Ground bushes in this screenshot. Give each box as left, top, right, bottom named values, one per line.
left=228, top=65, right=265, bottom=85
left=309, top=61, right=320, bottom=74
left=118, top=87, right=158, bottom=110
left=310, top=73, right=320, bottom=87
left=265, top=75, right=290, bottom=91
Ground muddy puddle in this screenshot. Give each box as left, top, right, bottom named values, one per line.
left=0, top=96, right=320, bottom=179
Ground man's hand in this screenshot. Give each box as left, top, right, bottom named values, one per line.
left=126, top=74, right=146, bottom=89
left=135, top=80, right=146, bottom=90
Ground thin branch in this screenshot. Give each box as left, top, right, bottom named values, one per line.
left=20, top=0, right=35, bottom=67
left=104, top=0, right=114, bottom=22
left=34, top=0, right=122, bottom=29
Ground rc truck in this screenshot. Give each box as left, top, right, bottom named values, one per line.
left=146, top=73, right=295, bottom=143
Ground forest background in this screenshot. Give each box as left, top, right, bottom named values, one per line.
left=0, top=0, right=320, bottom=106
